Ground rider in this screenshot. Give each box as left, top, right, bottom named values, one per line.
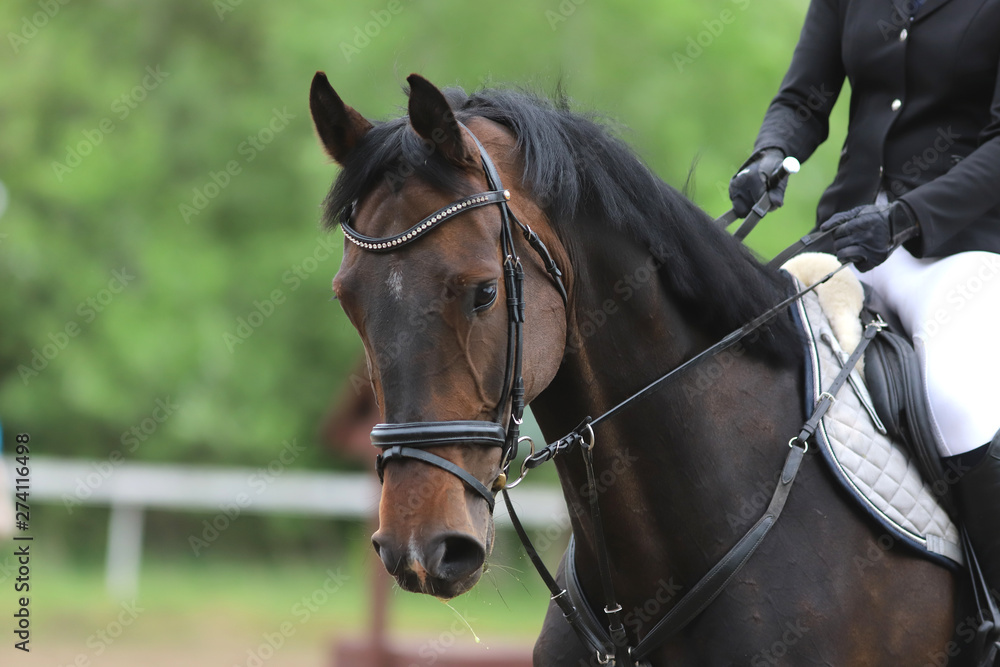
left=729, top=0, right=1000, bottom=600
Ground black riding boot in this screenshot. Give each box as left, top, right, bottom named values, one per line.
left=956, top=430, right=1000, bottom=601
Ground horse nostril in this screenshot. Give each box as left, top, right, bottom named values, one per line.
left=372, top=534, right=405, bottom=576
left=426, top=533, right=486, bottom=581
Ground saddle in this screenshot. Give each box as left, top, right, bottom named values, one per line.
left=861, top=288, right=960, bottom=520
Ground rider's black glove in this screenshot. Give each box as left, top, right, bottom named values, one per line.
left=729, top=148, right=789, bottom=218
left=819, top=201, right=920, bottom=272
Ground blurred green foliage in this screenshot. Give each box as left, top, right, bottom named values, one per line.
left=0, top=1, right=848, bottom=554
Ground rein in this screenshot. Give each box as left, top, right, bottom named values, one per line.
left=347, top=123, right=849, bottom=665
left=510, top=261, right=847, bottom=479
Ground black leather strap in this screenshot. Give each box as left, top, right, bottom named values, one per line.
left=794, top=315, right=883, bottom=445
left=583, top=265, right=849, bottom=432
left=564, top=536, right=619, bottom=658
left=715, top=208, right=739, bottom=227
left=581, top=444, right=633, bottom=665
left=371, top=421, right=506, bottom=448
left=517, top=224, right=569, bottom=304
left=629, top=443, right=806, bottom=658
left=371, top=421, right=506, bottom=511
left=962, top=528, right=1000, bottom=666
left=733, top=190, right=775, bottom=241
left=379, top=446, right=496, bottom=511
left=502, top=429, right=636, bottom=666
left=767, top=228, right=835, bottom=269
left=501, top=490, right=602, bottom=656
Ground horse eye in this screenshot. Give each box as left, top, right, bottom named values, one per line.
left=473, top=281, right=498, bottom=311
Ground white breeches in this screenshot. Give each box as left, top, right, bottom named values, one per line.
left=856, top=248, right=1000, bottom=456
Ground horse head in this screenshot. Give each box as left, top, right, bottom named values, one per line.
left=310, top=72, right=569, bottom=599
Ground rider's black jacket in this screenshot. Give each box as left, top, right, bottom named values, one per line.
left=752, top=0, right=1000, bottom=257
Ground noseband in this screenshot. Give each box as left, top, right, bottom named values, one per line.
left=340, top=123, right=568, bottom=511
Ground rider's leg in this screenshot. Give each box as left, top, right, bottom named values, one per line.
left=953, top=430, right=1000, bottom=598
left=858, top=248, right=1000, bottom=595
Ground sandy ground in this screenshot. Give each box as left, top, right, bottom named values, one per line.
left=11, top=644, right=328, bottom=667
left=9, top=636, right=534, bottom=667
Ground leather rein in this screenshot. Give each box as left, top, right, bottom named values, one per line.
left=342, top=124, right=851, bottom=665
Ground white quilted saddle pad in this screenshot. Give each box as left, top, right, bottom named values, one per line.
left=793, top=274, right=963, bottom=566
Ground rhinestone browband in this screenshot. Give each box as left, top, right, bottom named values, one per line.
left=340, top=190, right=511, bottom=252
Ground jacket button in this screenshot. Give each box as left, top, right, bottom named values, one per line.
left=899, top=28, right=908, bottom=41
left=891, top=99, right=902, bottom=111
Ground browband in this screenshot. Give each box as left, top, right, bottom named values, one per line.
left=341, top=190, right=510, bottom=251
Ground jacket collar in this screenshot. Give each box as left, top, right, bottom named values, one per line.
left=892, top=0, right=957, bottom=25
left=912, top=0, right=956, bottom=22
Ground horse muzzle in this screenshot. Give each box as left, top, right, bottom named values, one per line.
left=372, top=529, right=487, bottom=599
left=370, top=421, right=506, bottom=598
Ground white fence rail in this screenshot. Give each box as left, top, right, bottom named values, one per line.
left=2, top=456, right=568, bottom=597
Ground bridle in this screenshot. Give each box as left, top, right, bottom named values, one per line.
left=340, top=121, right=858, bottom=666
left=340, top=122, right=568, bottom=512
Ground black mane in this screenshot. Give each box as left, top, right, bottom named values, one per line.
left=323, top=86, right=800, bottom=364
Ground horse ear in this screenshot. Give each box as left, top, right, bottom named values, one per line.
left=309, top=71, right=373, bottom=164
left=406, top=74, right=477, bottom=169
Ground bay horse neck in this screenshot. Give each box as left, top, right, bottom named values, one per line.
left=528, top=213, right=806, bottom=615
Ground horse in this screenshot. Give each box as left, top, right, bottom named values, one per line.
left=309, top=71, right=971, bottom=665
